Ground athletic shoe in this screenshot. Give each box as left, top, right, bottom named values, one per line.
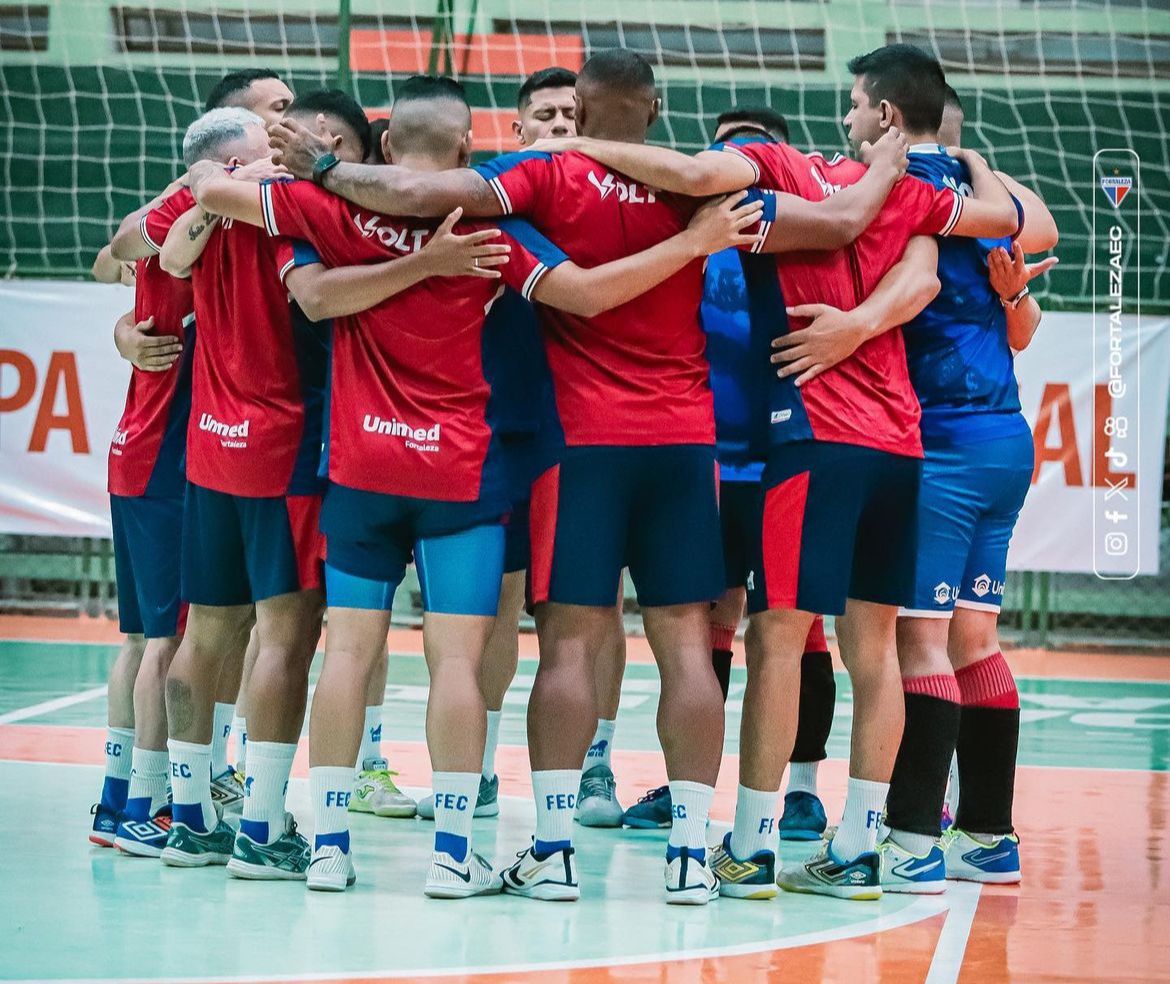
left=777, top=838, right=882, bottom=900
left=424, top=850, right=503, bottom=899
left=114, top=806, right=173, bottom=858
left=307, top=843, right=357, bottom=892
left=708, top=831, right=777, bottom=900
left=575, top=764, right=624, bottom=828
left=778, top=790, right=828, bottom=842
left=942, top=828, right=1021, bottom=884
left=210, top=768, right=245, bottom=816
left=622, top=785, right=672, bottom=829
left=416, top=774, right=499, bottom=820
left=664, top=847, right=719, bottom=905
left=879, top=836, right=947, bottom=894
left=160, top=818, right=235, bottom=867
left=500, top=844, right=579, bottom=901
left=350, top=758, right=417, bottom=819
left=89, top=802, right=120, bottom=848
left=227, top=813, right=311, bottom=880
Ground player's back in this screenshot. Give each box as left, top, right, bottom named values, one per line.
left=109, top=255, right=195, bottom=498
left=903, top=147, right=1025, bottom=445
left=477, top=149, right=714, bottom=447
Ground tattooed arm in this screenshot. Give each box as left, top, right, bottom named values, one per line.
left=158, top=205, right=219, bottom=279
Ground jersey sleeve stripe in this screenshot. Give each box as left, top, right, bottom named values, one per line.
left=520, top=262, right=548, bottom=301
left=488, top=177, right=513, bottom=215
left=139, top=213, right=162, bottom=253
left=939, top=191, right=963, bottom=237
left=278, top=257, right=296, bottom=284
left=751, top=219, right=772, bottom=253
left=259, top=184, right=279, bottom=236
left=181, top=311, right=195, bottom=328
left=721, top=144, right=761, bottom=183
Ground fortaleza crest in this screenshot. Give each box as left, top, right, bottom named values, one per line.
left=1100, top=174, right=1133, bottom=208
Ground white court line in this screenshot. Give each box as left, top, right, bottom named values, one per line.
left=0, top=686, right=108, bottom=725
left=924, top=881, right=983, bottom=984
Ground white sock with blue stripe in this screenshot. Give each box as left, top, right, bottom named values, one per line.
left=832, top=777, right=888, bottom=861
left=211, top=703, right=233, bottom=777
left=231, top=714, right=247, bottom=771
left=240, top=740, right=297, bottom=845
left=168, top=739, right=216, bottom=833
left=310, top=766, right=353, bottom=854
left=356, top=705, right=383, bottom=772
left=101, top=727, right=134, bottom=811
left=667, top=780, right=714, bottom=862
left=431, top=771, right=480, bottom=863
left=583, top=719, right=616, bottom=772
left=125, top=746, right=169, bottom=821
left=532, top=769, right=579, bottom=855
left=730, top=783, right=779, bottom=859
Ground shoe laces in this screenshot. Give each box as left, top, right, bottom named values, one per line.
left=366, top=769, right=403, bottom=791
left=581, top=771, right=616, bottom=800
left=636, top=785, right=669, bottom=805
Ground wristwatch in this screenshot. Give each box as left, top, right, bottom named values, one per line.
left=312, top=152, right=341, bottom=185
left=1001, top=285, right=1030, bottom=309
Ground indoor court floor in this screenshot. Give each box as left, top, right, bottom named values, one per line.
left=1, top=615, right=1167, bottom=984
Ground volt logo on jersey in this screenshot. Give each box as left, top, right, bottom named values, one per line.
left=352, top=212, right=430, bottom=252
left=587, top=170, right=657, bottom=204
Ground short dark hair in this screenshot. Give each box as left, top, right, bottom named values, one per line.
left=286, top=88, right=372, bottom=160
left=578, top=48, right=655, bottom=92
left=944, top=84, right=963, bottom=112
left=517, top=66, right=578, bottom=111
left=367, top=118, right=389, bottom=163
left=394, top=74, right=469, bottom=107
left=204, top=69, right=281, bottom=112
left=846, top=43, right=947, bottom=134
left=715, top=106, right=789, bottom=144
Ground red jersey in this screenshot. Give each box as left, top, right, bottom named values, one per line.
left=724, top=141, right=963, bottom=458
left=474, top=150, right=715, bottom=447
left=259, top=179, right=568, bottom=502
left=107, top=253, right=194, bottom=498
left=144, top=183, right=326, bottom=498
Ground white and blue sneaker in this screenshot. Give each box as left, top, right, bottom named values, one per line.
left=500, top=844, right=579, bottom=901
left=879, top=836, right=947, bottom=894
left=943, top=828, right=1021, bottom=884
left=777, top=838, right=882, bottom=901
left=114, top=806, right=173, bottom=858
left=424, top=850, right=502, bottom=899
left=665, top=847, right=719, bottom=905
left=575, top=765, right=624, bottom=828
left=307, top=843, right=357, bottom=892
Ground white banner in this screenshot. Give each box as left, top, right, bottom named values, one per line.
left=0, top=282, right=1167, bottom=573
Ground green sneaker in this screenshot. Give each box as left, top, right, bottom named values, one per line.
left=226, top=813, right=311, bottom=881
left=160, top=818, right=235, bottom=868
left=350, top=757, right=417, bottom=819
left=417, top=773, right=499, bottom=820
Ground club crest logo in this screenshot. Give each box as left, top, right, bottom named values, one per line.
left=1100, top=174, right=1133, bottom=209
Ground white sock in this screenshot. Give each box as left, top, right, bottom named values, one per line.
left=231, top=714, right=248, bottom=771
left=125, top=746, right=170, bottom=820
left=481, top=709, right=502, bottom=780
left=211, top=703, right=233, bottom=777
left=583, top=718, right=616, bottom=772
left=105, top=726, right=135, bottom=780
left=310, top=765, right=354, bottom=854
left=240, top=740, right=297, bottom=845
left=357, top=704, right=382, bottom=769
left=786, top=760, right=819, bottom=796
left=667, top=780, right=714, bottom=859
left=532, top=769, right=579, bottom=854
left=168, top=738, right=216, bottom=833
left=832, top=776, right=889, bottom=861
left=431, top=771, right=480, bottom=863
left=889, top=827, right=938, bottom=856
left=730, top=783, right=779, bottom=859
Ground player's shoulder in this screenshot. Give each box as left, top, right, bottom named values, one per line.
left=907, top=145, right=961, bottom=183
left=473, top=149, right=555, bottom=180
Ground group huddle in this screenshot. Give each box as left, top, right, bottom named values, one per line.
left=88, top=42, right=1057, bottom=905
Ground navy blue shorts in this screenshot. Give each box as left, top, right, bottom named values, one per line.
left=904, top=430, right=1034, bottom=617
left=322, top=482, right=507, bottom=586
left=746, top=441, right=922, bottom=616
left=720, top=479, right=763, bottom=592
left=530, top=445, right=724, bottom=608
left=110, top=493, right=186, bottom=638
left=182, top=483, right=323, bottom=607
left=500, top=434, right=541, bottom=575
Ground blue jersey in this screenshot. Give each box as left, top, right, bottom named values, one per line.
left=904, top=145, right=1028, bottom=446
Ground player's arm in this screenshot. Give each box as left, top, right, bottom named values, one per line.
left=531, top=194, right=763, bottom=317
left=532, top=135, right=757, bottom=196
left=771, top=236, right=941, bottom=386
left=108, top=175, right=189, bottom=261
left=114, top=311, right=183, bottom=372
left=995, top=171, right=1058, bottom=253
left=268, top=117, right=500, bottom=217
left=286, top=210, right=510, bottom=321
left=186, top=159, right=265, bottom=227
left=988, top=241, right=1057, bottom=352
left=91, top=245, right=124, bottom=284
left=158, top=205, right=219, bottom=279
left=948, top=149, right=1020, bottom=239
